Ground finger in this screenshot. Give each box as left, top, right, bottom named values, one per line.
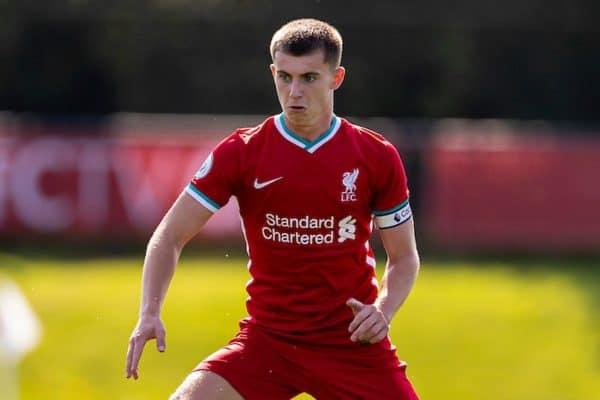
left=351, top=313, right=379, bottom=342
left=346, top=298, right=364, bottom=315
left=359, top=318, right=387, bottom=343
left=367, top=324, right=389, bottom=344
left=130, top=337, right=148, bottom=380
left=348, top=306, right=371, bottom=333
left=156, top=328, right=166, bottom=352
left=367, top=325, right=389, bottom=343
left=126, top=340, right=135, bottom=378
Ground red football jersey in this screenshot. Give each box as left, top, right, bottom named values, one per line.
left=187, top=114, right=411, bottom=345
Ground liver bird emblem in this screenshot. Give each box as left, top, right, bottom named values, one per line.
left=342, top=168, right=359, bottom=193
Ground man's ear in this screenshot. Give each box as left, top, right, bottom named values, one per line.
left=332, top=66, right=346, bottom=90
left=269, top=64, right=277, bottom=77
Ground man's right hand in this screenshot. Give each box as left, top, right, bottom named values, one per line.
left=125, top=316, right=166, bottom=380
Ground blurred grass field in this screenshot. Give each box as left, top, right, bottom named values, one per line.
left=1, top=251, right=599, bottom=400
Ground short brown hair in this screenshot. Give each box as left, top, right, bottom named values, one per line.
left=270, top=18, right=343, bottom=68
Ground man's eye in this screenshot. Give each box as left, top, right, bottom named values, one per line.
left=305, top=75, right=317, bottom=82
left=279, top=74, right=291, bottom=82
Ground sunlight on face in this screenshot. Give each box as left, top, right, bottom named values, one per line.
left=270, top=50, right=345, bottom=139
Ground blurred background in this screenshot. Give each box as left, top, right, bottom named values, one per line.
left=1, top=1, right=599, bottom=399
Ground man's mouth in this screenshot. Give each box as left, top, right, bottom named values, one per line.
left=288, top=106, right=306, bottom=111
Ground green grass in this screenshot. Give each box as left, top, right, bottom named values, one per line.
left=1, top=252, right=599, bottom=399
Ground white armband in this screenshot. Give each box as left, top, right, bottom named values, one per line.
left=373, top=200, right=412, bottom=229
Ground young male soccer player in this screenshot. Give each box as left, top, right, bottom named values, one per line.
left=126, top=18, right=420, bottom=399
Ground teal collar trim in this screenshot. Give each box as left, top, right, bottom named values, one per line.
left=275, top=113, right=341, bottom=153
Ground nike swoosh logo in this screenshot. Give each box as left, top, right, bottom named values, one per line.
left=253, top=177, right=283, bottom=189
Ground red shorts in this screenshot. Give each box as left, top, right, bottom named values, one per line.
left=195, top=322, right=419, bottom=400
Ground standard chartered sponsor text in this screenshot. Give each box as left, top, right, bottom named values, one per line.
left=262, top=213, right=335, bottom=244
left=265, top=213, right=334, bottom=229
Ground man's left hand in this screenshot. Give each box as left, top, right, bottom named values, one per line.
left=346, top=298, right=390, bottom=344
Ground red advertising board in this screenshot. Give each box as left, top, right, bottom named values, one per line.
left=423, top=132, right=600, bottom=252
left=0, top=134, right=242, bottom=240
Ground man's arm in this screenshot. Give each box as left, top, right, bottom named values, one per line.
left=347, top=217, right=420, bottom=344
left=125, top=192, right=213, bottom=379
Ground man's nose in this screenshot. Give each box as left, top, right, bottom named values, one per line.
left=289, top=80, right=302, bottom=98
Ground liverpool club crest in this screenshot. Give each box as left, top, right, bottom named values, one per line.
left=341, top=168, right=359, bottom=202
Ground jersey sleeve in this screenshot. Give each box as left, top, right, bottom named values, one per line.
left=371, top=142, right=412, bottom=229
left=185, top=134, right=241, bottom=213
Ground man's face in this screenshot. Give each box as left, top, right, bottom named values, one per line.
left=270, top=50, right=345, bottom=129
